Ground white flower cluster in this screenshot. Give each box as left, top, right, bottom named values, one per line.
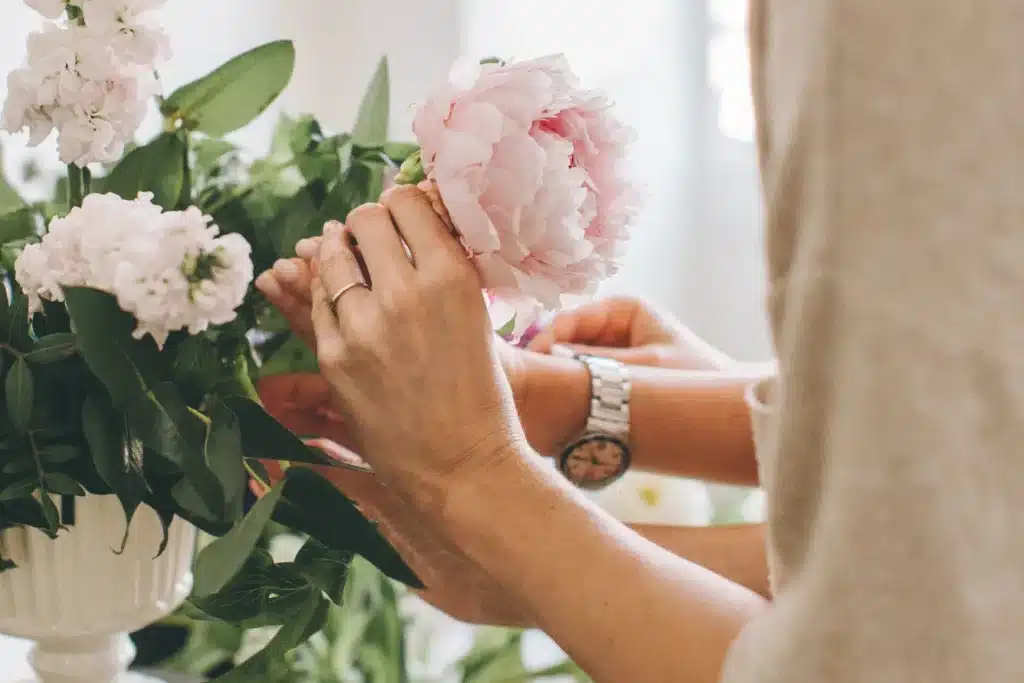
left=2, top=0, right=170, bottom=166
left=15, top=192, right=254, bottom=347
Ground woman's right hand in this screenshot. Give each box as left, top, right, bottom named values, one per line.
left=528, top=296, right=736, bottom=371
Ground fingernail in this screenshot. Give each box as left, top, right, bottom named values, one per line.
left=324, top=220, right=343, bottom=236
left=295, top=238, right=319, bottom=259
left=255, top=271, right=282, bottom=296
left=273, top=259, right=300, bottom=282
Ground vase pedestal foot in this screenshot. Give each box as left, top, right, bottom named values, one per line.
left=20, top=633, right=160, bottom=683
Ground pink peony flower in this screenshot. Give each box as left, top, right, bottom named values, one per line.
left=412, top=55, right=637, bottom=336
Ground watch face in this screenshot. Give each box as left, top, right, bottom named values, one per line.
left=560, top=434, right=630, bottom=490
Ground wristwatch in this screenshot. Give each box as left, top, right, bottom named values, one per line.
left=556, top=353, right=632, bottom=490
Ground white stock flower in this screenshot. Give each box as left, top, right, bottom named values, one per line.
left=14, top=193, right=254, bottom=348
left=3, top=3, right=169, bottom=166
left=25, top=0, right=66, bottom=19
left=82, top=0, right=171, bottom=65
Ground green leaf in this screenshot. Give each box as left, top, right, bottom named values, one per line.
left=82, top=392, right=147, bottom=539
left=63, top=287, right=162, bottom=406
left=271, top=468, right=421, bottom=588
left=0, top=478, right=37, bottom=501
left=204, top=398, right=248, bottom=522
left=0, top=147, right=25, bottom=214
left=38, top=444, right=80, bottom=464
left=147, top=382, right=224, bottom=516
left=102, top=133, right=187, bottom=210
left=6, top=285, right=32, bottom=351
left=42, top=472, right=85, bottom=496
left=496, top=315, right=516, bottom=339
left=25, top=333, right=78, bottom=364
left=258, top=334, right=319, bottom=376
left=39, top=493, right=59, bottom=535
left=381, top=141, right=420, bottom=164
left=210, top=585, right=329, bottom=683
left=0, top=207, right=37, bottom=244
left=163, top=41, right=296, bottom=136
left=268, top=180, right=325, bottom=256
left=352, top=57, right=390, bottom=147
left=2, top=456, right=33, bottom=475
left=192, top=475, right=288, bottom=597
left=293, top=538, right=352, bottom=605
left=217, top=395, right=333, bottom=466
left=193, top=138, right=238, bottom=176
left=6, top=359, right=34, bottom=432
left=190, top=548, right=309, bottom=624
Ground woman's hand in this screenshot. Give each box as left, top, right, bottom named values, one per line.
left=528, top=296, right=736, bottom=371
left=307, top=185, right=525, bottom=510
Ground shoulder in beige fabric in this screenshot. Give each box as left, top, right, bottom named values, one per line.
left=723, top=1, right=1024, bottom=681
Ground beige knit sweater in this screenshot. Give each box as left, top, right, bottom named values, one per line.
left=721, top=1, right=1024, bottom=681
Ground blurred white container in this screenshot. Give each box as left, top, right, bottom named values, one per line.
left=0, top=496, right=195, bottom=683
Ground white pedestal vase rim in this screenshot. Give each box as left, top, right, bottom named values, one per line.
left=0, top=495, right=195, bottom=683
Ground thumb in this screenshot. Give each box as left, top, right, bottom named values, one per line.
left=550, top=343, right=665, bottom=367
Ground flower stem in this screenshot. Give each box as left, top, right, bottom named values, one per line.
left=67, top=164, right=85, bottom=210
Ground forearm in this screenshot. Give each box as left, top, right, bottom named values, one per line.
left=520, top=351, right=768, bottom=485
left=446, top=449, right=765, bottom=683
left=633, top=523, right=771, bottom=599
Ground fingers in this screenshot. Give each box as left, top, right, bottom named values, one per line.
left=316, top=228, right=370, bottom=316
left=380, top=184, right=463, bottom=264
left=295, top=236, right=322, bottom=261
left=271, top=258, right=313, bottom=303
left=255, top=270, right=315, bottom=346
left=345, top=203, right=413, bottom=286
left=310, top=276, right=348, bottom=365
left=528, top=297, right=638, bottom=352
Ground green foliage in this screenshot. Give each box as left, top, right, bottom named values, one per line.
left=162, top=533, right=591, bottom=683
left=0, top=41, right=430, bottom=681
left=103, top=132, right=189, bottom=209
left=352, top=57, right=391, bottom=147
left=162, top=41, right=297, bottom=137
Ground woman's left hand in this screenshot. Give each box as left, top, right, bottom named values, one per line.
left=308, top=185, right=525, bottom=511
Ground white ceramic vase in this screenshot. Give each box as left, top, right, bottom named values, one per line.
left=0, top=495, right=195, bottom=683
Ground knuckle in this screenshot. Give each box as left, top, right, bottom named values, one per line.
left=379, top=285, right=418, bottom=317
left=317, top=341, right=347, bottom=371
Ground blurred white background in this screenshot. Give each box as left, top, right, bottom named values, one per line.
left=0, top=0, right=768, bottom=676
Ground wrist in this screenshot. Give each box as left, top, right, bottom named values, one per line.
left=517, top=350, right=590, bottom=456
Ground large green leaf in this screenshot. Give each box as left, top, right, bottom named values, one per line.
left=292, top=538, right=352, bottom=605
left=25, top=333, right=77, bottom=364
left=270, top=181, right=324, bottom=257
left=81, top=392, right=148, bottom=541
left=271, top=468, right=421, bottom=588
left=102, top=133, right=187, bottom=210
left=217, top=395, right=333, bottom=466
left=0, top=208, right=37, bottom=244
left=147, top=382, right=224, bottom=516
left=192, top=476, right=288, bottom=597
left=63, top=287, right=162, bottom=406
left=352, top=57, right=390, bottom=147
left=5, top=359, right=33, bottom=432
left=204, top=398, right=248, bottom=523
left=0, top=146, right=25, bottom=214
left=162, top=41, right=296, bottom=136
left=212, top=584, right=329, bottom=683
left=190, top=548, right=310, bottom=624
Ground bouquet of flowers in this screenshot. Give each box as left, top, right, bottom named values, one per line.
left=0, top=0, right=635, bottom=679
